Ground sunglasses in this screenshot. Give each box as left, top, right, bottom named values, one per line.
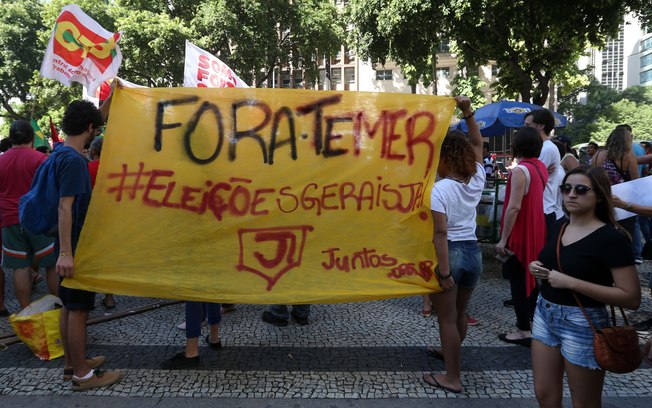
left=560, top=183, right=593, bottom=196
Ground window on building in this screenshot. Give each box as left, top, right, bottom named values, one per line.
left=491, top=64, right=500, bottom=77
left=643, top=37, right=652, bottom=52
left=437, top=40, right=450, bottom=53
left=642, top=53, right=652, bottom=68
left=281, top=71, right=291, bottom=88
left=344, top=67, right=355, bottom=84
left=293, top=72, right=303, bottom=89
left=641, top=68, right=652, bottom=84
left=375, top=69, right=392, bottom=80
left=331, top=67, right=342, bottom=85
left=318, top=69, right=326, bottom=90
left=343, top=45, right=355, bottom=64
left=436, top=68, right=450, bottom=79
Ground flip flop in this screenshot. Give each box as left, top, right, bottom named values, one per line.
left=420, top=309, right=432, bottom=317
left=425, top=346, right=444, bottom=361
left=423, top=373, right=462, bottom=394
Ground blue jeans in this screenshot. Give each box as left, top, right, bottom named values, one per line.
left=448, top=240, right=482, bottom=289
left=185, top=302, right=221, bottom=339
left=633, top=217, right=643, bottom=260
left=532, top=296, right=609, bottom=370
left=270, top=304, right=310, bottom=320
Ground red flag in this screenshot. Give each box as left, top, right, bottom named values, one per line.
left=49, top=116, right=61, bottom=143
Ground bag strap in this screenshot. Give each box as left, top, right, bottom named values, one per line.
left=555, top=223, right=630, bottom=330
left=519, top=159, right=545, bottom=189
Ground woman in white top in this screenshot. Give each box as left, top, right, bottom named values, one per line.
left=423, top=96, right=484, bottom=394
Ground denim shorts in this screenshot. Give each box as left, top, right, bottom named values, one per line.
left=532, top=295, right=609, bottom=370
left=448, top=240, right=482, bottom=289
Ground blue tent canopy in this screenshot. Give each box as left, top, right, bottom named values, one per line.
left=456, top=100, right=567, bottom=137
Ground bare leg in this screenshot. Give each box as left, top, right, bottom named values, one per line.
left=185, top=337, right=199, bottom=358
left=68, top=310, right=92, bottom=377
left=532, top=339, right=565, bottom=408
left=565, top=359, right=605, bottom=408
left=60, top=308, right=72, bottom=369
left=421, top=294, right=432, bottom=315
left=455, top=287, right=475, bottom=343
left=103, top=294, right=115, bottom=308
left=208, top=324, right=220, bottom=343
left=430, top=287, right=462, bottom=391
left=0, top=268, right=6, bottom=312
left=13, top=267, right=32, bottom=309
left=45, top=266, right=58, bottom=297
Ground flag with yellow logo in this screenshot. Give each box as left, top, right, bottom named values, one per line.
left=40, top=4, right=122, bottom=97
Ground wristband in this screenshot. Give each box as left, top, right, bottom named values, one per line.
left=59, top=252, right=73, bottom=257
left=462, top=111, right=475, bottom=120
left=438, top=273, right=452, bottom=280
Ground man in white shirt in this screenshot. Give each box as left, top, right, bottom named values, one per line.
left=524, top=109, right=561, bottom=237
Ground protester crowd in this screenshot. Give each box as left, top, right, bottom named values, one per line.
left=1, top=93, right=651, bottom=407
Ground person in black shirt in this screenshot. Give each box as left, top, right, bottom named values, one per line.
left=528, top=166, right=640, bottom=408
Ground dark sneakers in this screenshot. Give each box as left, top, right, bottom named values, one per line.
left=160, top=352, right=200, bottom=369
left=261, top=311, right=288, bottom=327
left=291, top=313, right=309, bottom=326
left=503, top=299, right=515, bottom=308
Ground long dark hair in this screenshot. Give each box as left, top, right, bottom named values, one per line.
left=562, top=166, right=626, bottom=237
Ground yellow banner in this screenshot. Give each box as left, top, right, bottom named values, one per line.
left=65, top=88, right=456, bottom=304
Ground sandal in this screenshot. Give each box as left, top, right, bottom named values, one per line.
left=420, top=309, right=432, bottom=317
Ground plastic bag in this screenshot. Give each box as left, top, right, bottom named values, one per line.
left=9, top=294, right=64, bottom=360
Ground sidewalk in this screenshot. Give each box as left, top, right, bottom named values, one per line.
left=0, top=257, right=650, bottom=406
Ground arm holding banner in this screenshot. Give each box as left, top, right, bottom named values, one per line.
left=455, top=96, right=482, bottom=163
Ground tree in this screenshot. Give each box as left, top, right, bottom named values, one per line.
left=451, top=69, right=487, bottom=109
left=447, top=0, right=630, bottom=106
left=346, top=0, right=445, bottom=93
left=0, top=0, right=47, bottom=121
left=562, top=83, right=652, bottom=143
left=192, top=0, right=343, bottom=88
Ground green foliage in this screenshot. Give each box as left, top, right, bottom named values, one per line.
left=563, top=84, right=652, bottom=144
left=451, top=70, right=486, bottom=109
left=193, top=0, right=343, bottom=88
left=0, top=0, right=46, bottom=120
left=347, top=0, right=444, bottom=92
left=0, top=0, right=344, bottom=122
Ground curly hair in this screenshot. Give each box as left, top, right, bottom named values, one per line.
left=440, top=131, right=477, bottom=183
left=605, top=127, right=632, bottom=161
left=62, top=100, right=103, bottom=137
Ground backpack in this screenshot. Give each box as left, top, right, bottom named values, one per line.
left=19, top=147, right=63, bottom=236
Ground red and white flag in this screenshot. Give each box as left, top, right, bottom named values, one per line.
left=40, top=4, right=122, bottom=97
left=184, top=41, right=249, bottom=88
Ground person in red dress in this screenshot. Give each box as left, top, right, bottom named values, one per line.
left=495, top=126, right=548, bottom=346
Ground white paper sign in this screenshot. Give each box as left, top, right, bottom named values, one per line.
left=183, top=41, right=249, bottom=88
left=611, top=176, right=652, bottom=220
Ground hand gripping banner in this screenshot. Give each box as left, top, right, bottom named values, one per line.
left=65, top=88, right=456, bottom=304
